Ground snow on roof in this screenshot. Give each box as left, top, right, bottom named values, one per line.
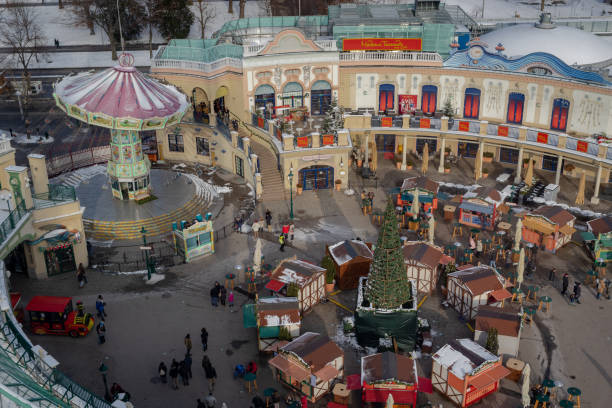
left=328, top=240, right=373, bottom=265
left=272, top=259, right=325, bottom=287
left=433, top=339, right=499, bottom=379
left=479, top=24, right=612, bottom=66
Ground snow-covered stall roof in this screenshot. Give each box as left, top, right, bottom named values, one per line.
left=328, top=240, right=373, bottom=265
left=257, top=297, right=300, bottom=327
left=432, top=338, right=499, bottom=379
left=271, top=258, right=326, bottom=287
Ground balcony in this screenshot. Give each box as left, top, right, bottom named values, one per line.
left=339, top=51, right=443, bottom=65
left=0, top=200, right=28, bottom=245
left=151, top=56, right=242, bottom=74
left=33, top=184, right=77, bottom=210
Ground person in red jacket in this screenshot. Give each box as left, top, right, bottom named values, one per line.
left=246, top=361, right=257, bottom=375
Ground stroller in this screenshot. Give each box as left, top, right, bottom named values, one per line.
left=233, top=364, right=246, bottom=379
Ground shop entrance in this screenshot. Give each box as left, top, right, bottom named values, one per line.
left=44, top=244, right=76, bottom=276
left=5, top=243, right=27, bottom=275
left=375, top=134, right=396, bottom=160
left=416, top=138, right=437, bottom=155
left=311, top=81, right=331, bottom=115
left=299, top=165, right=334, bottom=190
left=458, top=141, right=479, bottom=158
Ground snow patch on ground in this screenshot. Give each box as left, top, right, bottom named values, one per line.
left=0, top=129, right=54, bottom=144
left=214, top=185, right=232, bottom=194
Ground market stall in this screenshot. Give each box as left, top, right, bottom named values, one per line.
left=459, top=187, right=504, bottom=231
left=173, top=219, right=214, bottom=262
left=522, top=205, right=575, bottom=252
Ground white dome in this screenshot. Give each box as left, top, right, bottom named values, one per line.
left=479, top=24, right=612, bottom=66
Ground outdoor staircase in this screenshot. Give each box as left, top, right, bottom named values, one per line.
left=83, top=174, right=218, bottom=241
left=243, top=129, right=287, bottom=202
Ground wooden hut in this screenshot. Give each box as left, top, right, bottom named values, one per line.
left=447, top=265, right=510, bottom=320
left=255, top=297, right=301, bottom=352
left=267, top=257, right=325, bottom=312
left=398, top=176, right=440, bottom=215
left=326, top=240, right=373, bottom=290
left=459, top=187, right=504, bottom=231
left=432, top=338, right=510, bottom=407
left=403, top=241, right=453, bottom=294
left=474, top=305, right=522, bottom=357
left=586, top=216, right=612, bottom=263
left=268, top=332, right=344, bottom=402
left=522, top=205, right=576, bottom=252
left=361, top=352, right=419, bottom=406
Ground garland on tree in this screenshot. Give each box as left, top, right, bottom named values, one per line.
left=366, top=199, right=413, bottom=309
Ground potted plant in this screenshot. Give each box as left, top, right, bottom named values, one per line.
left=482, top=167, right=489, bottom=178
left=444, top=146, right=451, bottom=156
left=322, top=255, right=336, bottom=293
left=335, top=179, right=342, bottom=191
left=523, top=158, right=530, bottom=169
left=405, top=159, right=414, bottom=170
left=564, top=163, right=575, bottom=173
left=296, top=183, right=303, bottom=195
left=483, top=151, right=494, bottom=163
left=444, top=163, right=451, bottom=173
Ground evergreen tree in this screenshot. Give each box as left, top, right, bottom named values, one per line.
left=442, top=98, right=454, bottom=118
left=153, top=0, right=194, bottom=40
left=321, top=99, right=344, bottom=135
left=485, top=328, right=499, bottom=355
left=366, top=199, right=413, bottom=309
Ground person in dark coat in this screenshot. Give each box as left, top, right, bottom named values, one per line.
left=219, top=286, right=227, bottom=307
left=169, top=359, right=179, bottom=389
left=265, top=209, right=272, bottom=232
left=561, top=273, right=569, bottom=295
left=572, top=282, right=581, bottom=304
left=184, top=353, right=193, bottom=379
left=202, top=356, right=216, bottom=392
left=178, top=360, right=189, bottom=386
left=200, top=327, right=208, bottom=351
left=210, top=283, right=220, bottom=307
left=96, top=321, right=106, bottom=344
left=158, top=362, right=167, bottom=383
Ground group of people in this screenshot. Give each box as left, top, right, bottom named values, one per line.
left=210, top=281, right=234, bottom=309
left=95, top=295, right=107, bottom=344
left=278, top=223, right=294, bottom=252
left=360, top=190, right=376, bottom=214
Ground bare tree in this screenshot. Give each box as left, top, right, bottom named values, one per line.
left=228, top=0, right=233, bottom=14
left=194, top=0, right=216, bottom=40
left=70, top=0, right=96, bottom=35
left=0, top=5, right=46, bottom=105
left=142, top=0, right=156, bottom=58
left=259, top=0, right=272, bottom=16
left=239, top=0, right=246, bottom=18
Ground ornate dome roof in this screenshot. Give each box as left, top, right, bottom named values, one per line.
left=479, top=24, right=612, bottom=66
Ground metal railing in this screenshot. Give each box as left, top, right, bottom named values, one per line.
left=51, top=370, right=111, bottom=408
left=33, top=184, right=77, bottom=209
left=151, top=57, right=242, bottom=74
left=339, top=51, right=442, bottom=63
left=47, top=146, right=110, bottom=178
left=0, top=200, right=28, bottom=244
left=252, top=113, right=269, bottom=131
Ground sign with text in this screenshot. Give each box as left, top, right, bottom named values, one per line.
left=296, top=136, right=309, bottom=148
left=322, top=134, right=335, bottom=145
left=497, top=126, right=509, bottom=137
left=537, top=132, right=548, bottom=144
left=399, top=95, right=418, bottom=114
left=420, top=118, right=431, bottom=129
left=576, top=140, right=588, bottom=153
left=458, top=121, right=470, bottom=132
left=381, top=117, right=393, bottom=127
left=342, top=38, right=422, bottom=51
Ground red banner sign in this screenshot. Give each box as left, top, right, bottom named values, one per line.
left=342, top=38, right=422, bottom=51
left=577, top=140, right=588, bottom=152
left=537, top=132, right=548, bottom=144
left=420, top=118, right=430, bottom=129
left=458, top=121, right=470, bottom=132
left=381, top=117, right=393, bottom=127
left=497, top=126, right=509, bottom=137
left=296, top=136, right=309, bottom=148
left=399, top=95, right=418, bottom=115
left=322, top=134, right=334, bottom=145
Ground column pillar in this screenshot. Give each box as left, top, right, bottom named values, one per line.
left=27, top=154, right=49, bottom=195
left=476, top=141, right=484, bottom=179
left=438, top=137, right=446, bottom=173
left=364, top=132, right=370, bottom=168
left=401, top=135, right=408, bottom=170
left=6, top=166, right=33, bottom=209
left=555, top=155, right=562, bottom=186
left=515, top=147, right=524, bottom=184
left=231, top=131, right=238, bottom=148
left=591, top=165, right=603, bottom=204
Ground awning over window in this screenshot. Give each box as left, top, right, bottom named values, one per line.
left=311, top=80, right=331, bottom=91
left=314, top=365, right=339, bottom=383
left=268, top=355, right=310, bottom=383
left=255, top=84, right=275, bottom=95
left=215, top=86, right=228, bottom=99
left=265, top=279, right=286, bottom=292
left=283, top=82, right=303, bottom=93
left=488, top=288, right=512, bottom=302
left=468, top=365, right=511, bottom=390
left=460, top=201, right=493, bottom=215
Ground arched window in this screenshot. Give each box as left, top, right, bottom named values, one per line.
left=311, top=80, right=332, bottom=115
left=379, top=84, right=395, bottom=112
left=255, top=84, right=275, bottom=117
left=507, top=93, right=525, bottom=124
left=421, top=85, right=437, bottom=115
left=281, top=82, right=303, bottom=108
left=551, top=98, right=569, bottom=131
left=463, top=88, right=481, bottom=119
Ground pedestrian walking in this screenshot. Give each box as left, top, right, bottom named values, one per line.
left=549, top=267, right=556, bottom=282
left=200, top=327, right=208, bottom=351
left=561, top=273, right=569, bottom=295
left=228, top=291, right=234, bottom=311
left=210, top=283, right=220, bottom=307
left=246, top=361, right=257, bottom=375
left=282, top=224, right=289, bottom=236
left=96, top=320, right=106, bottom=344
left=158, top=361, right=167, bottom=383
left=169, top=359, right=179, bottom=389
left=489, top=258, right=497, bottom=269
left=289, top=223, right=294, bottom=241
left=252, top=219, right=261, bottom=238
left=178, top=360, right=189, bottom=386
left=571, top=282, right=581, bottom=304
left=184, top=334, right=192, bottom=353
left=220, top=286, right=227, bottom=307
left=95, top=295, right=107, bottom=319
left=265, top=209, right=272, bottom=232
left=77, top=264, right=87, bottom=288
left=184, top=353, right=193, bottom=378
left=202, top=356, right=217, bottom=392
left=204, top=392, right=216, bottom=408
left=279, top=233, right=285, bottom=252
left=476, top=239, right=483, bottom=258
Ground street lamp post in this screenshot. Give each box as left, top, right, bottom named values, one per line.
left=140, top=226, right=155, bottom=280
left=288, top=167, right=294, bottom=220
left=99, top=363, right=111, bottom=402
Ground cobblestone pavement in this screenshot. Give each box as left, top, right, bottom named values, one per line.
left=10, top=157, right=611, bottom=408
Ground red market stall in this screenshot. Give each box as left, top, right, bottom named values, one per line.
left=459, top=187, right=504, bottom=231
left=361, top=352, right=418, bottom=407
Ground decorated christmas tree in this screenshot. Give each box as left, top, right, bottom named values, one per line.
left=366, top=199, right=413, bottom=309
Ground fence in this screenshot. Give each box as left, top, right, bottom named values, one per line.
left=0, top=200, right=28, bottom=245
left=47, top=146, right=110, bottom=178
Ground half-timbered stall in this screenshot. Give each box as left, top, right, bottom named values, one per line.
left=447, top=265, right=509, bottom=320
left=403, top=241, right=453, bottom=294
left=474, top=305, right=522, bottom=357
left=459, top=187, right=504, bottom=231
left=268, top=332, right=344, bottom=402
left=586, top=216, right=612, bottom=263
left=326, top=240, right=373, bottom=290
left=361, top=351, right=419, bottom=407
left=253, top=297, right=300, bottom=352
left=522, top=205, right=576, bottom=252
left=432, top=339, right=510, bottom=407
left=268, top=257, right=325, bottom=312
left=398, top=176, right=440, bottom=215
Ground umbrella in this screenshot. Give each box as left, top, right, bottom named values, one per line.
left=410, top=188, right=420, bottom=219
left=521, top=363, right=531, bottom=408
left=428, top=214, right=435, bottom=245
left=474, top=146, right=482, bottom=180
left=575, top=171, right=586, bottom=205
left=385, top=393, right=394, bottom=408
left=524, top=158, right=534, bottom=187
left=517, top=247, right=525, bottom=289
left=514, top=218, right=522, bottom=251
left=253, top=238, right=262, bottom=274
left=421, top=142, right=429, bottom=174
